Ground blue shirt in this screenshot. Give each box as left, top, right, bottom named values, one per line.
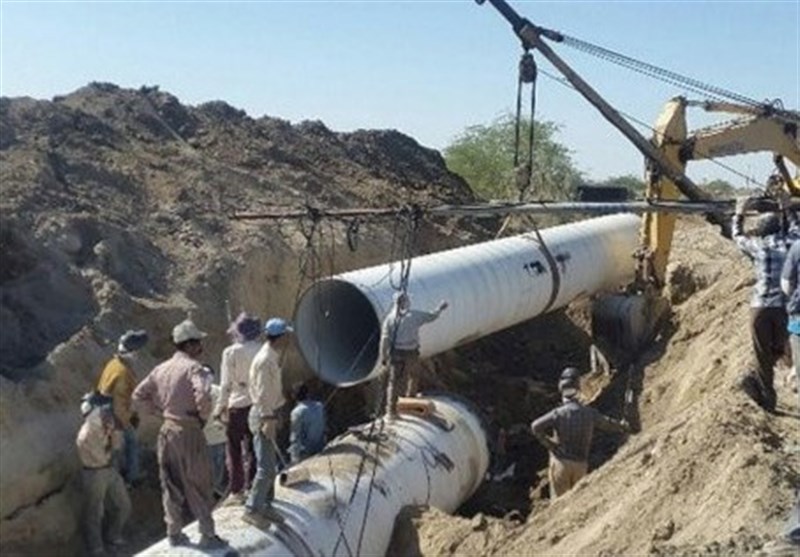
left=289, top=400, right=326, bottom=463
left=781, top=240, right=800, bottom=333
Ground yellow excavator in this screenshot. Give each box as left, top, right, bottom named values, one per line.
left=477, top=0, right=800, bottom=363
left=641, top=97, right=800, bottom=291
left=595, top=97, right=800, bottom=362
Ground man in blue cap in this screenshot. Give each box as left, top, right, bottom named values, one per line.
left=243, top=317, right=292, bottom=526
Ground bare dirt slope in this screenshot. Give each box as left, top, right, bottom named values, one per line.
left=402, top=217, right=800, bottom=556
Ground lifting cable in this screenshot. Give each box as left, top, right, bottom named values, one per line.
left=536, top=66, right=770, bottom=191
left=514, top=50, right=538, bottom=202
left=497, top=50, right=539, bottom=239
left=330, top=207, right=419, bottom=557
left=557, top=33, right=760, bottom=109
left=508, top=49, right=560, bottom=308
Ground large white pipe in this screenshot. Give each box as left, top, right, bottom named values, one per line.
left=295, top=214, right=640, bottom=386
left=136, top=395, right=489, bottom=557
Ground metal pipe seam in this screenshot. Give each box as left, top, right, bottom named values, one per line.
left=135, top=395, right=490, bottom=557
left=295, top=214, right=641, bottom=386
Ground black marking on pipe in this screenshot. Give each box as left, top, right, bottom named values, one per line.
left=523, top=260, right=546, bottom=276
left=555, top=252, right=572, bottom=272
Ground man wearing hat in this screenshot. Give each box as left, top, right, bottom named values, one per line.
left=243, top=317, right=292, bottom=526
left=95, top=329, right=149, bottom=486
left=531, top=367, right=630, bottom=500
left=213, top=313, right=262, bottom=505
left=76, top=402, right=131, bottom=556
left=379, top=291, right=448, bottom=417
left=734, top=195, right=800, bottom=412
left=132, top=319, right=227, bottom=550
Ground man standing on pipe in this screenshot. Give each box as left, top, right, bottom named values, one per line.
left=530, top=367, right=630, bottom=500
left=243, top=317, right=292, bottom=527
left=213, top=313, right=262, bottom=506
left=379, top=292, right=448, bottom=416
left=132, top=319, right=228, bottom=550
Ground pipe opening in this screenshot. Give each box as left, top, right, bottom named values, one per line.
left=295, top=279, right=381, bottom=386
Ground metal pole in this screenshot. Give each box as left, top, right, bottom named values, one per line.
left=231, top=199, right=795, bottom=222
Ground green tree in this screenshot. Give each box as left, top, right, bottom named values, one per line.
left=701, top=178, right=737, bottom=199
left=443, top=114, right=582, bottom=201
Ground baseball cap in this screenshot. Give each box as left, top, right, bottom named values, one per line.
left=172, top=319, right=208, bottom=344
left=264, top=317, right=293, bottom=337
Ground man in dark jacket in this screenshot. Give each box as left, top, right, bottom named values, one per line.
left=531, top=367, right=630, bottom=500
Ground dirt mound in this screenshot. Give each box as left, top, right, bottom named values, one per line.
left=398, top=217, right=799, bottom=556
left=0, top=83, right=486, bottom=554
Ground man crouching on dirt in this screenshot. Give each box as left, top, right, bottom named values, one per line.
left=132, top=319, right=227, bottom=550
left=530, top=367, right=630, bottom=500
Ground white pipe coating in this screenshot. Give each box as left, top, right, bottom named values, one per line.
left=135, top=395, right=489, bottom=557
left=295, top=214, right=641, bottom=386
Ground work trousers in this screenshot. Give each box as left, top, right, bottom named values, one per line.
left=226, top=405, right=256, bottom=494
left=111, top=427, right=140, bottom=485
left=246, top=430, right=277, bottom=513
left=386, top=349, right=421, bottom=415
left=208, top=443, right=227, bottom=497
left=157, top=420, right=215, bottom=537
left=750, top=306, right=788, bottom=402
left=548, top=454, right=588, bottom=500
left=82, top=467, right=131, bottom=553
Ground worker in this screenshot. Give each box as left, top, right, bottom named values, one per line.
left=781, top=239, right=800, bottom=396
left=379, top=292, right=448, bottom=415
left=213, top=313, right=261, bottom=506
left=94, top=329, right=149, bottom=486
left=243, top=317, right=292, bottom=526
left=203, top=366, right=228, bottom=500
left=734, top=197, right=800, bottom=412
left=132, top=319, right=227, bottom=550
left=288, top=382, right=326, bottom=464
left=76, top=403, right=131, bottom=557
left=530, top=367, right=630, bottom=500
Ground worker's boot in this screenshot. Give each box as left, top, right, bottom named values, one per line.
left=168, top=533, right=191, bottom=547
left=763, top=384, right=778, bottom=413
left=198, top=534, right=228, bottom=550
left=739, top=373, right=766, bottom=408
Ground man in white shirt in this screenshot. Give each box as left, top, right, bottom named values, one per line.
left=243, top=317, right=292, bottom=526
left=379, top=292, right=448, bottom=417
left=213, top=313, right=262, bottom=504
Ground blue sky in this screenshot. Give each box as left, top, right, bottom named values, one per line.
left=1, top=0, right=798, bottom=187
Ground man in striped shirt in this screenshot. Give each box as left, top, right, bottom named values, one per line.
left=734, top=197, right=800, bottom=412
